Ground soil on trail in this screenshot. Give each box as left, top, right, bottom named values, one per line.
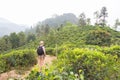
left=0, top=55, right=57, bottom=80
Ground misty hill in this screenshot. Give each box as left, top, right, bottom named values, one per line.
left=0, top=17, right=26, bottom=37
left=41, top=13, right=78, bottom=27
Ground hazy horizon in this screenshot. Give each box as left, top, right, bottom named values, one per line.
left=0, top=0, right=120, bottom=27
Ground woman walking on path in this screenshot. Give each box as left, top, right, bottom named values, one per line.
left=37, top=41, right=46, bottom=72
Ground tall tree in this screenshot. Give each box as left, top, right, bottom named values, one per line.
left=99, top=6, right=108, bottom=27
left=78, top=13, right=86, bottom=27
left=86, top=18, right=91, bottom=25
left=40, top=25, right=45, bottom=36
left=18, top=32, right=26, bottom=46
left=44, top=24, right=50, bottom=35
left=3, top=35, right=12, bottom=50
left=114, top=19, right=120, bottom=30
left=0, top=38, right=6, bottom=52
left=36, top=25, right=41, bottom=37
left=94, top=11, right=100, bottom=25
left=9, top=32, right=19, bottom=48
left=27, top=33, right=36, bottom=43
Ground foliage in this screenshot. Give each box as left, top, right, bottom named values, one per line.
left=0, top=38, right=8, bottom=53
left=1, top=22, right=119, bottom=54
left=46, top=47, right=55, bottom=55
left=0, top=31, right=38, bottom=54
left=43, top=24, right=120, bottom=49
left=46, top=24, right=85, bottom=47
left=27, top=33, right=36, bottom=43
left=86, top=29, right=111, bottom=46
left=18, top=32, right=26, bottom=46
left=1, top=11, right=120, bottom=80
left=1, top=35, right=12, bottom=52
left=0, top=49, right=37, bottom=73
left=99, top=45, right=120, bottom=57
left=41, top=13, right=78, bottom=27
left=113, top=19, right=120, bottom=30
left=27, top=46, right=120, bottom=80
left=94, top=7, right=108, bottom=27
left=9, top=32, right=19, bottom=48
left=70, top=48, right=120, bottom=80
left=99, top=6, right=108, bottom=27
left=78, top=12, right=86, bottom=27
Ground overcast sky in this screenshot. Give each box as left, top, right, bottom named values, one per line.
left=0, top=0, right=120, bottom=27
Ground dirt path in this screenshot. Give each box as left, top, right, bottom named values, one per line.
left=0, top=55, right=57, bottom=80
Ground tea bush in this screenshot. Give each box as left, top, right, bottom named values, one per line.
left=99, top=45, right=120, bottom=57
left=0, top=49, right=37, bottom=73
left=27, top=47, right=120, bottom=80
left=46, top=47, right=55, bottom=55
left=70, top=48, right=120, bottom=80
left=86, top=30, right=111, bottom=46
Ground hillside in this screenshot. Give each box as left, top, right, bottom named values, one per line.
left=0, top=55, right=56, bottom=80
left=25, top=13, right=79, bottom=34
left=22, top=23, right=120, bottom=50
left=41, top=13, right=78, bottom=27
left=0, top=23, right=120, bottom=79
left=0, top=14, right=120, bottom=80
left=25, top=24, right=120, bottom=80
left=41, top=24, right=120, bottom=48
left=0, top=17, right=26, bottom=37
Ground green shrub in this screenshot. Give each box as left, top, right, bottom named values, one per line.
left=111, top=38, right=120, bottom=45
left=45, top=45, right=71, bottom=56
left=63, top=48, right=120, bottom=80
left=46, top=47, right=55, bottom=55
left=0, top=60, right=7, bottom=73
left=86, top=30, right=111, bottom=46
left=57, top=48, right=120, bottom=80
left=0, top=49, right=37, bottom=73
left=27, top=48, right=120, bottom=80
left=100, top=45, right=120, bottom=57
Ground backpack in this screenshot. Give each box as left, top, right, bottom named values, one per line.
left=37, top=46, right=44, bottom=55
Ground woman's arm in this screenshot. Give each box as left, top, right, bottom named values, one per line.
left=42, top=46, right=46, bottom=56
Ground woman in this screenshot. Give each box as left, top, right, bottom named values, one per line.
left=37, top=41, right=46, bottom=72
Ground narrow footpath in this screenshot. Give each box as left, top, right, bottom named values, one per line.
left=0, top=55, right=57, bottom=80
